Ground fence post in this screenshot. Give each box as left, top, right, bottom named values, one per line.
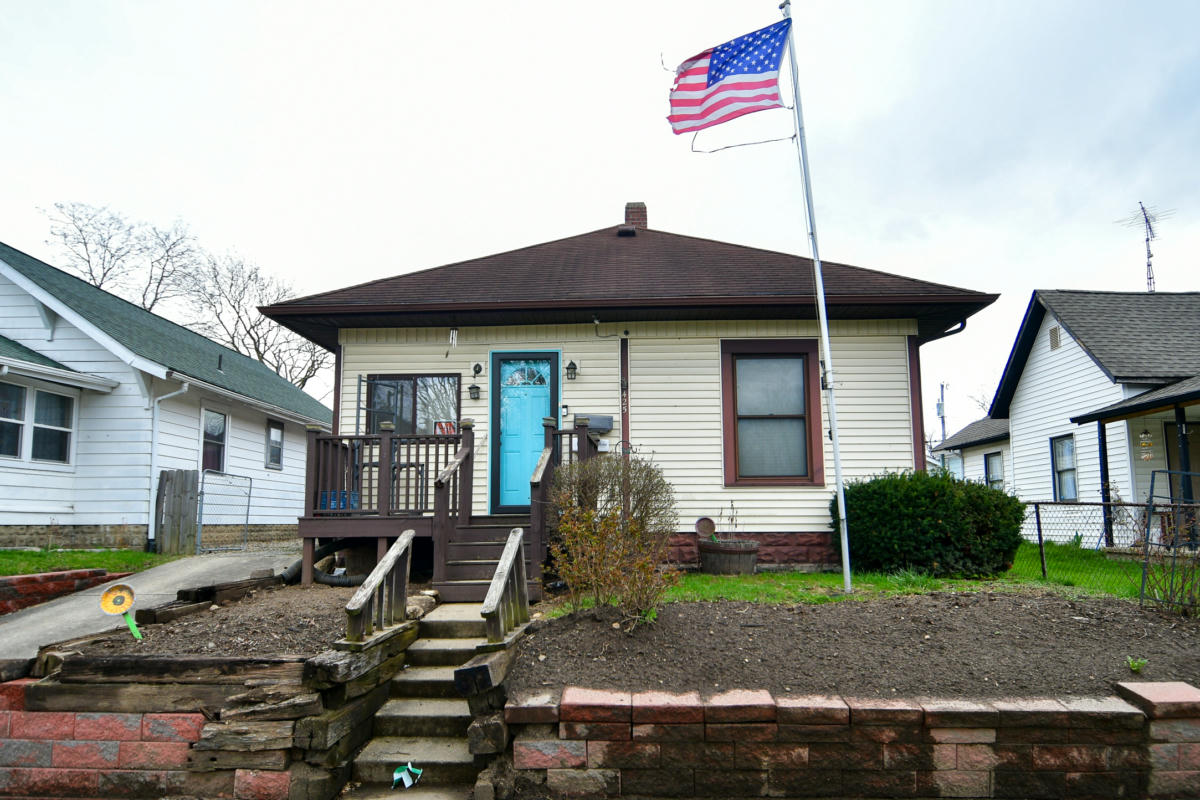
left=1034, top=503, right=1047, bottom=579
left=378, top=421, right=394, bottom=515
left=458, top=419, right=475, bottom=527
left=1098, top=422, right=1114, bottom=547
left=576, top=416, right=592, bottom=462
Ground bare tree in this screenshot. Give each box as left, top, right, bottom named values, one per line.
left=44, top=202, right=196, bottom=312
left=184, top=253, right=331, bottom=389
left=42, top=202, right=329, bottom=389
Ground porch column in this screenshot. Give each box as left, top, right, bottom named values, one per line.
left=1097, top=421, right=1113, bottom=547
left=1173, top=406, right=1197, bottom=547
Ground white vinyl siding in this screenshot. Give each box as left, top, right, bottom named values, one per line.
left=1008, top=312, right=1130, bottom=504
left=0, top=272, right=153, bottom=525
left=0, top=271, right=311, bottom=528
left=956, top=441, right=1012, bottom=488
left=340, top=318, right=918, bottom=530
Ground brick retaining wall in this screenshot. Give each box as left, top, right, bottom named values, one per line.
left=504, top=682, right=1200, bottom=798
left=0, top=570, right=132, bottom=615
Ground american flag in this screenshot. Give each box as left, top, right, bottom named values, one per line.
left=668, top=19, right=792, bottom=135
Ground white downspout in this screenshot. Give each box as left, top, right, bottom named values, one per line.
left=147, top=380, right=190, bottom=550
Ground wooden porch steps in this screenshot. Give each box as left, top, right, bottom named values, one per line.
left=433, top=515, right=541, bottom=603
left=346, top=604, right=486, bottom=795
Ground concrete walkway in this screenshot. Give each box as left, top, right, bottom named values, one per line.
left=0, top=549, right=301, bottom=662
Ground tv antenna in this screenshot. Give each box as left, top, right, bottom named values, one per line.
left=1117, top=202, right=1174, bottom=292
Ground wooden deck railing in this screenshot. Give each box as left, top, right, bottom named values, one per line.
left=432, top=421, right=475, bottom=584
left=344, top=529, right=413, bottom=643
left=481, top=528, right=530, bottom=643
left=529, top=416, right=599, bottom=567
left=304, top=424, right=465, bottom=518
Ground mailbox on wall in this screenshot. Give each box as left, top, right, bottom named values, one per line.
left=574, top=414, right=613, bottom=434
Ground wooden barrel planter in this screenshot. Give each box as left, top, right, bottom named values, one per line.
left=698, top=539, right=759, bottom=574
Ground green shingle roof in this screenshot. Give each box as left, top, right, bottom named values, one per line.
left=0, top=241, right=330, bottom=425
left=0, top=334, right=72, bottom=371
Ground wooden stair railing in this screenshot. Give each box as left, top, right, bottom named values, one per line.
left=433, top=420, right=475, bottom=585
left=480, top=528, right=530, bottom=643
left=344, top=529, right=414, bottom=643
left=529, top=416, right=601, bottom=569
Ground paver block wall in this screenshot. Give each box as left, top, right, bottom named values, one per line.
left=505, top=682, right=1200, bottom=798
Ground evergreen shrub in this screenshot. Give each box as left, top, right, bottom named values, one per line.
left=830, top=470, right=1025, bottom=577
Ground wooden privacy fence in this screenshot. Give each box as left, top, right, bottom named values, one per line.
left=155, top=469, right=199, bottom=555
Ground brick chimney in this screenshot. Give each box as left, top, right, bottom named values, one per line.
left=624, top=202, right=647, bottom=229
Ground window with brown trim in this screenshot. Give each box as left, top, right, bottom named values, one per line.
left=720, top=339, right=824, bottom=487
left=366, top=374, right=461, bottom=435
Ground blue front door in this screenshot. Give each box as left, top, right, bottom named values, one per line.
left=493, top=355, right=556, bottom=511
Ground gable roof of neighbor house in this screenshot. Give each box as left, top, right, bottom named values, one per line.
left=0, top=241, right=331, bottom=425
left=0, top=333, right=71, bottom=371
left=262, top=217, right=998, bottom=350
left=990, top=290, right=1200, bottom=418
left=932, top=416, right=1010, bottom=452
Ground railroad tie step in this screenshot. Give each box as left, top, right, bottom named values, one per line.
left=372, top=697, right=472, bottom=738
left=353, top=736, right=480, bottom=786
left=391, top=665, right=461, bottom=699
left=407, top=637, right=489, bottom=667
left=337, top=786, right=473, bottom=800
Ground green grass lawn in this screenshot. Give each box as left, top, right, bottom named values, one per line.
left=660, top=541, right=1145, bottom=606
left=0, top=549, right=178, bottom=578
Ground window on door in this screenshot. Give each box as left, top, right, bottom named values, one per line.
left=1050, top=435, right=1077, bottom=501
left=366, top=375, right=460, bottom=434
left=203, top=410, right=227, bottom=472
left=984, top=451, right=1004, bottom=491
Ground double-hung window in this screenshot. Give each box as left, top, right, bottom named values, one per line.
left=984, top=451, right=1004, bottom=491
left=265, top=420, right=284, bottom=469
left=1050, top=435, right=1077, bottom=501
left=366, top=375, right=460, bottom=435
left=0, top=381, right=75, bottom=465
left=720, top=340, right=823, bottom=486
left=203, top=410, right=227, bottom=472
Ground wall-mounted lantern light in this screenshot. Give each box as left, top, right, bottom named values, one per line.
left=565, top=360, right=578, bottom=380
left=468, top=384, right=481, bottom=400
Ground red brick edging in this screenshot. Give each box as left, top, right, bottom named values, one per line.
left=505, top=682, right=1200, bottom=798
left=0, top=570, right=133, bottom=615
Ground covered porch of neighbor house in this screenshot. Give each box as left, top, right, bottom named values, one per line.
left=1072, top=377, right=1200, bottom=549
left=298, top=417, right=601, bottom=601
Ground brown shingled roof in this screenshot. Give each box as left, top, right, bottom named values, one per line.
left=264, top=224, right=997, bottom=350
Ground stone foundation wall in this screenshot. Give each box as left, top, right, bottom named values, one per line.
left=0, top=525, right=146, bottom=550
left=668, top=532, right=837, bottom=567
left=0, top=523, right=299, bottom=550
left=504, top=682, right=1200, bottom=798
left=198, top=524, right=300, bottom=549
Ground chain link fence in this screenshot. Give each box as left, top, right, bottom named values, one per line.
left=1014, top=487, right=1199, bottom=612
left=197, top=470, right=253, bottom=552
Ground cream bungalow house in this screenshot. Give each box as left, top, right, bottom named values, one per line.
left=263, top=203, right=998, bottom=598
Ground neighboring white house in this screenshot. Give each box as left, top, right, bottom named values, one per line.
left=940, top=290, right=1200, bottom=546
left=933, top=416, right=1010, bottom=489
left=0, top=240, right=331, bottom=549
left=263, top=202, right=999, bottom=577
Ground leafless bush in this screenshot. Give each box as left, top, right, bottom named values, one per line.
left=549, top=454, right=678, bottom=628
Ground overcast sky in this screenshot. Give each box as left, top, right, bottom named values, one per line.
left=1, top=1, right=1197, bottom=436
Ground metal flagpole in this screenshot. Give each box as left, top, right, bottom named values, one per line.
left=781, top=0, right=852, bottom=593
